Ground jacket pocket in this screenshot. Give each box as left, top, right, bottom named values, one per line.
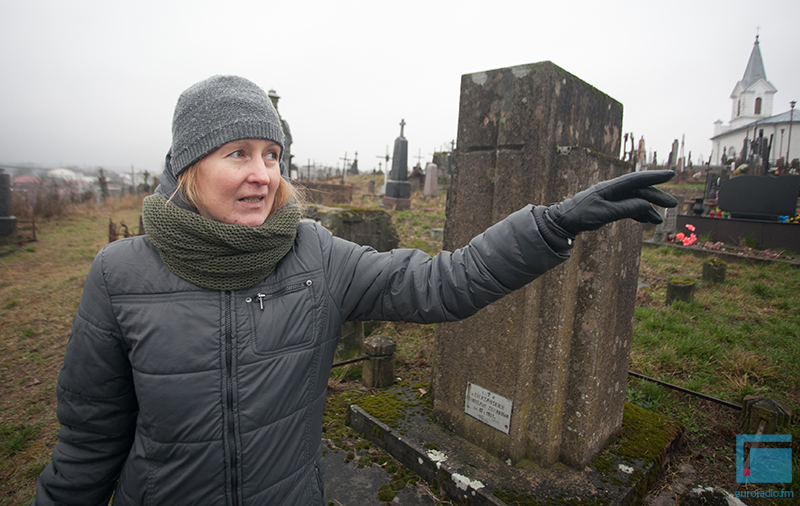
left=246, top=278, right=317, bottom=355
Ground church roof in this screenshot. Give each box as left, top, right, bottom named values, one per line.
left=711, top=108, right=800, bottom=139
left=740, top=36, right=767, bottom=89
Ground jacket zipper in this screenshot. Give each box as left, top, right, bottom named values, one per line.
left=245, top=280, right=312, bottom=310
left=224, top=291, right=239, bottom=506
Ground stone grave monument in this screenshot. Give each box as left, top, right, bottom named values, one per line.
left=434, top=61, right=642, bottom=468
left=653, top=205, right=678, bottom=242
left=423, top=162, right=438, bottom=197
left=268, top=89, right=293, bottom=178
left=383, top=120, right=411, bottom=210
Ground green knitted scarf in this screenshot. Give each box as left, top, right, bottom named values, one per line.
left=142, top=194, right=300, bottom=291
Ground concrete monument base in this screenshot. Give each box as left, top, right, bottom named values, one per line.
left=349, top=382, right=683, bottom=506
left=0, top=216, right=17, bottom=237
left=383, top=196, right=411, bottom=210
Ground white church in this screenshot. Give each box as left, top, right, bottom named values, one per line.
left=710, top=36, right=798, bottom=167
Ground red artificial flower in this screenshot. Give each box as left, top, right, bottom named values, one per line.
left=676, top=232, right=685, bottom=241
left=686, top=224, right=696, bottom=232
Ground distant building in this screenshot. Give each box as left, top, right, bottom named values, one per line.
left=711, top=36, right=798, bottom=166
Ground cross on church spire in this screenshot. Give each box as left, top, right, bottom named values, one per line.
left=399, top=119, right=406, bottom=138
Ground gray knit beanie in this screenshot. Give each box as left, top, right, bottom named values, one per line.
left=168, top=75, right=285, bottom=177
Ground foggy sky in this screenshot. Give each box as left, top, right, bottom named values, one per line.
left=1, top=0, right=798, bottom=176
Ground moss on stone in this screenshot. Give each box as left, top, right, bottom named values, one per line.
left=356, top=381, right=432, bottom=428
left=495, top=403, right=681, bottom=505
left=592, top=402, right=683, bottom=497
left=667, top=278, right=695, bottom=285
left=356, top=392, right=410, bottom=427
left=376, top=483, right=395, bottom=502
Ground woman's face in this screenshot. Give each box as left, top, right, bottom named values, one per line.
left=195, top=139, right=281, bottom=226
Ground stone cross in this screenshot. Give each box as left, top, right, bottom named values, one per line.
left=435, top=61, right=640, bottom=468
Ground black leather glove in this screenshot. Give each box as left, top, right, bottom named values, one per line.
left=544, top=170, right=677, bottom=242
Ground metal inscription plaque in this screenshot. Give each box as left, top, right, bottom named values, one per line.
left=464, top=382, right=512, bottom=434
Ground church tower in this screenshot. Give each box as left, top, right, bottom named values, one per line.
left=729, top=35, right=777, bottom=129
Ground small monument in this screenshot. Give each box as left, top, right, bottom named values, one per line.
left=435, top=61, right=642, bottom=468
left=653, top=206, right=678, bottom=242
left=408, top=163, right=425, bottom=193
left=423, top=162, right=438, bottom=197
left=268, top=89, right=293, bottom=178
left=0, top=168, right=17, bottom=237
left=383, top=120, right=411, bottom=210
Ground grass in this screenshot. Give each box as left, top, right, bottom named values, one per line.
left=2, top=180, right=798, bottom=504
left=634, top=247, right=800, bottom=409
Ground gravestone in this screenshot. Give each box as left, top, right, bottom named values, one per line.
left=705, top=172, right=724, bottom=201
left=717, top=175, right=800, bottom=220
left=0, top=169, right=17, bottom=237
left=423, top=163, right=438, bottom=197
left=383, top=120, right=411, bottom=210
left=268, top=89, right=293, bottom=178
left=409, top=163, right=425, bottom=194
left=432, top=151, right=453, bottom=191
left=435, top=61, right=641, bottom=468
left=653, top=206, right=678, bottom=242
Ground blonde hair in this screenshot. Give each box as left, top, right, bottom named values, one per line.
left=174, top=163, right=304, bottom=217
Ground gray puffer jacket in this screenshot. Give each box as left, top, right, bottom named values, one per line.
left=34, top=205, right=568, bottom=505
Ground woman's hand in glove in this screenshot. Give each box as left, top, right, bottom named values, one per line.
left=544, top=170, right=678, bottom=241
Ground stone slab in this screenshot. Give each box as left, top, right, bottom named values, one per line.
left=323, top=446, right=437, bottom=505
left=349, top=383, right=683, bottom=506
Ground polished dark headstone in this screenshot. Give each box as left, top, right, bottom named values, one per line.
left=717, top=175, right=800, bottom=220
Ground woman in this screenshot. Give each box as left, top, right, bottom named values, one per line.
left=34, top=75, right=675, bottom=505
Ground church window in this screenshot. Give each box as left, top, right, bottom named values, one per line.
left=737, top=99, right=741, bottom=116
left=755, top=97, right=762, bottom=115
